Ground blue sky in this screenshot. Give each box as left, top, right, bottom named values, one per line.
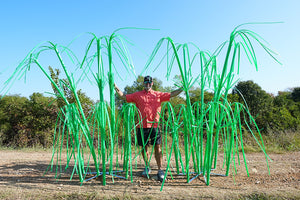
left=1, top=0, right=299, bottom=101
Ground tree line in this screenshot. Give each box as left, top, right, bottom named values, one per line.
left=1, top=76, right=300, bottom=148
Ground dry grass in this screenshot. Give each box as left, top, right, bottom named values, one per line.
left=241, top=130, right=300, bottom=153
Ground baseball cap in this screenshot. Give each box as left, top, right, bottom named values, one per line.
left=144, top=76, right=153, bottom=83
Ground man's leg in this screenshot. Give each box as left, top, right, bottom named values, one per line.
left=155, top=144, right=165, bottom=182
left=141, top=145, right=151, bottom=177
left=154, top=144, right=162, bottom=170
left=138, top=128, right=151, bottom=177
left=141, top=144, right=150, bottom=167
left=151, top=128, right=164, bottom=182
left=137, top=128, right=150, bottom=166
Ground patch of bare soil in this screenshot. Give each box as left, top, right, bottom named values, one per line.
left=0, top=150, right=299, bottom=199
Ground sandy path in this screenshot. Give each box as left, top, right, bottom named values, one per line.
left=0, top=150, right=299, bottom=199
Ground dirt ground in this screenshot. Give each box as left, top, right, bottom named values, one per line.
left=0, top=150, right=299, bottom=200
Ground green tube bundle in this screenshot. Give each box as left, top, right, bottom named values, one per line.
left=144, top=23, right=281, bottom=188
left=1, top=24, right=281, bottom=190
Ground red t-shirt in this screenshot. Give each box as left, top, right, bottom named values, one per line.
left=126, top=89, right=171, bottom=128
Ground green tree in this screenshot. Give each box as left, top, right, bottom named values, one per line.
left=232, top=81, right=274, bottom=133
left=189, top=87, right=214, bottom=106
left=24, top=93, right=58, bottom=147
left=273, top=91, right=300, bottom=118
left=0, top=95, right=27, bottom=146
left=271, top=90, right=300, bottom=131
left=274, top=91, right=291, bottom=107
left=0, top=94, right=58, bottom=147
left=48, top=66, right=94, bottom=114
left=291, top=87, right=300, bottom=102
left=261, top=106, right=299, bottom=132
left=233, top=80, right=272, bottom=118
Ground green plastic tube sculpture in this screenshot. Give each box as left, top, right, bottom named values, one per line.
left=0, top=23, right=281, bottom=191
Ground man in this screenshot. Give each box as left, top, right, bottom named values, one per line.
left=114, top=76, right=182, bottom=182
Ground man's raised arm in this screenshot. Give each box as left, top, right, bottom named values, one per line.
left=170, top=88, right=183, bottom=98
left=114, top=83, right=126, bottom=100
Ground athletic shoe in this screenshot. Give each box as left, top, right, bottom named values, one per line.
left=157, top=169, right=165, bottom=182
left=141, top=167, right=151, bottom=178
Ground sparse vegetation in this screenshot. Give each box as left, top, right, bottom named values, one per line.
left=1, top=79, right=300, bottom=153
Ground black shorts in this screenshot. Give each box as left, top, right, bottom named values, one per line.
left=137, top=128, right=161, bottom=146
